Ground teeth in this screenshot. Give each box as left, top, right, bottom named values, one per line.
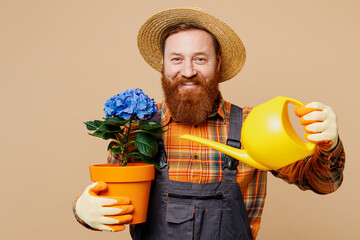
left=183, top=82, right=196, bottom=85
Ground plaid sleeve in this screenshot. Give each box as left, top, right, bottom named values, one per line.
left=107, top=150, right=120, bottom=164
left=271, top=138, right=345, bottom=194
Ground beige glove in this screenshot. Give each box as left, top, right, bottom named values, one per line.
left=295, top=102, right=339, bottom=151
left=75, top=181, right=134, bottom=232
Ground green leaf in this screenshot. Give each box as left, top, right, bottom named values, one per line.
left=110, top=147, right=121, bottom=154
left=127, top=149, right=141, bottom=158
left=89, top=131, right=117, bottom=140
left=98, top=123, right=122, bottom=133
left=107, top=141, right=121, bottom=151
left=85, top=120, right=123, bottom=133
left=145, top=128, right=166, bottom=137
left=105, top=116, right=129, bottom=126
left=134, top=133, right=158, bottom=157
left=133, top=153, right=161, bottom=171
left=123, top=141, right=135, bottom=149
left=152, top=163, right=161, bottom=172
left=84, top=120, right=104, bottom=131
left=127, top=149, right=161, bottom=172
left=132, top=129, right=164, bottom=138
left=139, top=120, right=163, bottom=130
left=137, top=120, right=166, bottom=137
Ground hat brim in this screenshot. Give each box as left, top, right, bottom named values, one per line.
left=137, top=7, right=246, bottom=82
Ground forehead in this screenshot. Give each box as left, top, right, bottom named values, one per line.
left=163, top=29, right=216, bottom=55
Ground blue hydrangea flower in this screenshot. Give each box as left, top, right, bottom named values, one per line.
left=104, top=88, right=158, bottom=120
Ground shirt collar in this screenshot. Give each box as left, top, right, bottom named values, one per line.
left=160, top=96, right=226, bottom=125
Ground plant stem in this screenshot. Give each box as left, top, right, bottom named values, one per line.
left=121, top=117, right=134, bottom=166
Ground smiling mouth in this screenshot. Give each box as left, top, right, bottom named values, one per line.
left=182, top=82, right=198, bottom=86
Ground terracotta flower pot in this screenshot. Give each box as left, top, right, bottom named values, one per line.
left=89, top=163, right=155, bottom=224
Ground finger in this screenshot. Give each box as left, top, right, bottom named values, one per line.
left=103, top=196, right=131, bottom=206
left=304, top=132, right=334, bottom=149
left=107, top=214, right=133, bottom=224
left=304, top=122, right=326, bottom=134
left=295, top=101, right=326, bottom=117
left=300, top=110, right=326, bottom=125
left=97, top=224, right=116, bottom=232
left=308, top=130, right=337, bottom=142
left=106, top=224, right=126, bottom=232
left=84, top=182, right=118, bottom=206
left=109, top=205, right=134, bottom=215
left=96, top=197, right=119, bottom=207
left=304, top=132, right=321, bottom=143
left=304, top=132, right=332, bottom=143
left=100, top=205, right=134, bottom=216
left=304, top=102, right=326, bottom=110
left=87, top=182, right=131, bottom=206
left=100, top=207, right=123, bottom=216
left=100, top=216, right=120, bottom=225
left=305, top=132, right=326, bottom=142
left=89, top=181, right=107, bottom=196
left=294, top=105, right=316, bottom=118
left=83, top=182, right=100, bottom=194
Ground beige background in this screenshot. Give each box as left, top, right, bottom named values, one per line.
left=1, top=0, right=359, bottom=239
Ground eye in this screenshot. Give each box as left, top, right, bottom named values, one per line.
left=195, top=57, right=207, bottom=63
left=171, top=57, right=181, bottom=62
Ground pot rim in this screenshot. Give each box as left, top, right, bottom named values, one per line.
left=89, top=163, right=155, bottom=182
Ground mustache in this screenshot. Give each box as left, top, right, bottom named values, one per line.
left=172, top=75, right=207, bottom=86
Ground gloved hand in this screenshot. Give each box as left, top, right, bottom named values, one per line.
left=295, top=102, right=339, bottom=151
left=75, top=181, right=134, bottom=232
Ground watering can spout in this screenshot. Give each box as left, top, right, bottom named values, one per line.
left=179, top=97, right=317, bottom=171
left=179, top=134, right=272, bottom=170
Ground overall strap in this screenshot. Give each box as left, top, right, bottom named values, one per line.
left=149, top=108, right=169, bottom=180
left=223, top=104, right=243, bottom=182
left=149, top=111, right=168, bottom=169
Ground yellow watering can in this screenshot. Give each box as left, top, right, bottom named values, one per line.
left=180, top=96, right=316, bottom=171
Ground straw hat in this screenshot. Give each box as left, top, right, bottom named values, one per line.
left=137, top=7, right=246, bottom=82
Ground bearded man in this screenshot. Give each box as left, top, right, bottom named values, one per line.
left=73, top=8, right=345, bottom=239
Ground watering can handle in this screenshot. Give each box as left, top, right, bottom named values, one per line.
left=285, top=97, right=317, bottom=151
left=286, top=98, right=305, bottom=107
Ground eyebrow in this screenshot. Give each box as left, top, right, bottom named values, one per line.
left=169, top=51, right=209, bottom=56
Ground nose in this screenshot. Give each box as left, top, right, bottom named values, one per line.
left=181, top=61, right=197, bottom=78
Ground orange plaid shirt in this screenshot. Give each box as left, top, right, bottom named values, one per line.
left=107, top=98, right=345, bottom=239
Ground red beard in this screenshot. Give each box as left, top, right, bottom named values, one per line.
left=161, top=70, right=221, bottom=125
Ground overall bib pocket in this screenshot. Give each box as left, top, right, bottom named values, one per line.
left=165, top=192, right=223, bottom=240
left=166, top=203, right=195, bottom=240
